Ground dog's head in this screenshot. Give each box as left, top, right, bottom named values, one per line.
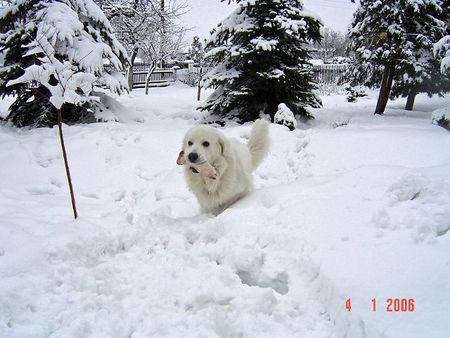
left=177, top=125, right=229, bottom=172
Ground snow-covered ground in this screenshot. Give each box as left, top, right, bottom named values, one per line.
left=1, top=83, right=449, bottom=338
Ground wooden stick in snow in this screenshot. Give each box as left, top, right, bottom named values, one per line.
left=57, top=108, right=78, bottom=219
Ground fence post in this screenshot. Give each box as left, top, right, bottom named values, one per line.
left=172, top=66, right=180, bottom=81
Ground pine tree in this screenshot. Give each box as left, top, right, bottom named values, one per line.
left=189, top=36, right=207, bottom=101
left=390, top=0, right=448, bottom=110
left=0, top=0, right=128, bottom=127
left=199, top=0, right=322, bottom=123
left=349, top=0, right=448, bottom=114
left=349, top=0, right=408, bottom=115
left=189, top=36, right=204, bottom=64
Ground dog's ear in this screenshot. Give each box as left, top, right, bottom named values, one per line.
left=218, top=135, right=231, bottom=159
left=176, top=150, right=186, bottom=165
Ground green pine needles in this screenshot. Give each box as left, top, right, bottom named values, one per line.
left=199, top=0, right=323, bottom=123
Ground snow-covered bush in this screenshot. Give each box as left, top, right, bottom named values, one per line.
left=177, top=69, right=201, bottom=87
left=330, top=56, right=350, bottom=65
left=199, top=0, right=322, bottom=123
left=432, top=107, right=450, bottom=131
left=274, top=103, right=297, bottom=131
left=345, top=85, right=367, bottom=103
left=316, top=83, right=346, bottom=95
left=0, top=0, right=128, bottom=127
left=331, top=117, right=350, bottom=129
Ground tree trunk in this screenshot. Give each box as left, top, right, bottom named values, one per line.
left=58, top=106, right=78, bottom=219
left=127, top=50, right=138, bottom=91
left=145, top=62, right=157, bottom=95
left=374, top=63, right=395, bottom=115
left=160, top=0, right=166, bottom=69
left=197, top=67, right=203, bottom=101
left=405, top=87, right=418, bottom=111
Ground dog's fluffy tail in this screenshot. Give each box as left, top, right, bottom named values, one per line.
left=248, top=119, right=270, bottom=171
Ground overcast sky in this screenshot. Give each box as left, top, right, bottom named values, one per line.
left=182, top=0, right=358, bottom=44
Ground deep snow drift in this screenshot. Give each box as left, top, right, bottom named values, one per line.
left=1, top=84, right=449, bottom=338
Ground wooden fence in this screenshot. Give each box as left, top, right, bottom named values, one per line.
left=131, top=65, right=176, bottom=88
left=125, top=63, right=349, bottom=88
left=312, top=64, right=349, bottom=85
left=104, top=63, right=176, bottom=88
left=183, top=64, right=350, bottom=85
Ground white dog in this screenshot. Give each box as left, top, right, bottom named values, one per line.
left=177, top=120, right=270, bottom=214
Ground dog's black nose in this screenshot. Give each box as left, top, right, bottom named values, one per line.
left=188, top=152, right=199, bottom=163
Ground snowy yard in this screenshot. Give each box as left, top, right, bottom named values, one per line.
left=1, top=83, right=450, bottom=337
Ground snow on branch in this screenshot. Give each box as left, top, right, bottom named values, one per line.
left=434, top=35, right=450, bottom=74
left=6, top=0, right=128, bottom=109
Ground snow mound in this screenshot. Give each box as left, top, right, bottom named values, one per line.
left=431, top=106, right=450, bottom=123
left=431, top=106, right=450, bottom=131
left=372, top=174, right=450, bottom=243
left=274, top=103, right=297, bottom=131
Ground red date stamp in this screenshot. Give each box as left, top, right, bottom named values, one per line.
left=345, top=298, right=415, bottom=312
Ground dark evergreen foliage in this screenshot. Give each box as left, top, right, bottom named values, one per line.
left=436, top=115, right=450, bottom=131
left=345, top=85, right=367, bottom=103
left=348, top=0, right=448, bottom=113
left=199, top=0, right=322, bottom=123
left=390, top=0, right=449, bottom=109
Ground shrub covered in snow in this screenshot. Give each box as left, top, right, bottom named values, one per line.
left=330, top=56, right=350, bottom=65
left=345, top=85, right=367, bottom=103
left=432, top=107, right=450, bottom=131
left=0, top=0, right=128, bottom=127
left=199, top=0, right=322, bottom=123
left=177, top=69, right=201, bottom=87
left=274, top=103, right=297, bottom=131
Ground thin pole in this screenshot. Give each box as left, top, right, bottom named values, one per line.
left=57, top=108, right=78, bottom=219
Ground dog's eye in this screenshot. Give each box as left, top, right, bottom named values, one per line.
left=202, top=141, right=210, bottom=147
left=188, top=141, right=193, bottom=146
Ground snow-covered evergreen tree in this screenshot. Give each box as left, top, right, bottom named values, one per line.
left=188, top=36, right=207, bottom=101
left=349, top=0, right=408, bottom=115
left=349, top=0, right=448, bottom=113
left=189, top=36, right=204, bottom=64
left=390, top=0, right=448, bottom=110
left=0, top=0, right=128, bottom=127
left=199, top=0, right=322, bottom=123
